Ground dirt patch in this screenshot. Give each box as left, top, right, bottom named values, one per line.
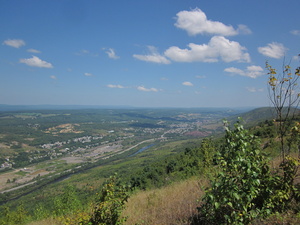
left=31, top=169, right=48, bottom=176
left=24, top=138, right=35, bottom=141
left=45, top=123, right=83, bottom=134
left=0, top=143, right=9, bottom=148
left=61, top=156, right=85, bottom=164
left=84, top=145, right=122, bottom=158
left=0, top=169, right=20, bottom=191
left=0, top=167, right=51, bottom=192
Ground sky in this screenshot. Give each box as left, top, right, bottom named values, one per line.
left=1, top=0, right=300, bottom=108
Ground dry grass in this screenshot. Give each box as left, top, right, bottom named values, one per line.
left=122, top=177, right=208, bottom=225
left=27, top=178, right=207, bottom=225
left=269, top=153, right=299, bottom=171
left=28, top=217, right=62, bottom=225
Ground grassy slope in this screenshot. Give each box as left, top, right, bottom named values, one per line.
left=28, top=177, right=206, bottom=225
left=122, top=177, right=207, bottom=225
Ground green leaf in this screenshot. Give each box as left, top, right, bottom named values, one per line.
left=233, top=192, right=240, bottom=200
left=214, top=202, right=220, bottom=209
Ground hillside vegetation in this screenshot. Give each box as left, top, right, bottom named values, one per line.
left=1, top=112, right=300, bottom=224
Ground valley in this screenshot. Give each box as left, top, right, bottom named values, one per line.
left=0, top=107, right=244, bottom=201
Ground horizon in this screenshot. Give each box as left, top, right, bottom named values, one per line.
left=1, top=1, right=299, bottom=108
left=0, top=103, right=268, bottom=113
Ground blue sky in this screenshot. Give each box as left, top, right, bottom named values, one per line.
left=1, top=0, right=300, bottom=108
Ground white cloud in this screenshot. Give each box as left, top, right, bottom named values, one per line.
left=3, top=39, right=25, bottom=48
left=195, top=75, right=206, bottom=79
left=237, top=24, right=252, bottom=35
left=165, top=36, right=250, bottom=63
left=84, top=73, right=93, bottom=76
left=50, top=75, right=57, bottom=80
left=76, top=49, right=89, bottom=55
left=137, top=86, right=159, bottom=92
left=160, top=77, right=169, bottom=81
left=133, top=46, right=171, bottom=64
left=182, top=81, right=193, bottom=86
left=246, top=87, right=263, bottom=92
left=224, top=65, right=264, bottom=78
left=27, top=48, right=41, bottom=53
left=107, top=84, right=125, bottom=89
left=293, top=55, right=300, bottom=61
left=134, top=54, right=170, bottom=64
left=75, top=49, right=98, bottom=57
left=105, top=48, right=119, bottom=59
left=291, top=30, right=300, bottom=36
left=81, top=49, right=89, bottom=54
left=225, top=67, right=244, bottom=75
left=175, top=8, right=250, bottom=36
left=258, top=42, right=287, bottom=59
left=20, top=56, right=53, bottom=68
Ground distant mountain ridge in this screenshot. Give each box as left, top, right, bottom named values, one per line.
left=0, top=104, right=135, bottom=111
left=0, top=104, right=256, bottom=112
left=230, top=107, right=300, bottom=126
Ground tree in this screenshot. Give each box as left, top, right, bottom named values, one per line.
left=196, top=120, right=272, bottom=224
left=265, top=59, right=300, bottom=218
left=266, top=60, right=300, bottom=160
left=53, top=185, right=81, bottom=216
left=88, top=174, right=130, bottom=225
left=199, top=138, right=215, bottom=169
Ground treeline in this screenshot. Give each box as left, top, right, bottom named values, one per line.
left=127, top=139, right=215, bottom=190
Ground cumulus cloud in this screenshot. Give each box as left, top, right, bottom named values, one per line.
left=133, top=46, right=171, bottom=64
left=27, top=48, right=41, bottom=53
left=105, top=48, right=119, bottom=59
left=137, top=86, right=159, bottom=92
left=174, top=8, right=250, bottom=36
left=237, top=24, right=252, bottom=35
left=3, top=39, right=25, bottom=48
left=20, top=56, right=53, bottom=68
left=165, top=36, right=250, bottom=63
left=195, top=75, right=206, bottom=79
left=291, top=30, right=300, bottom=36
left=246, top=87, right=263, bottom=92
left=50, top=75, right=57, bottom=80
left=182, top=81, right=193, bottom=86
left=84, top=73, right=93, bottom=76
left=133, top=54, right=170, bottom=64
left=107, top=84, right=125, bottom=89
left=258, top=42, right=287, bottom=59
left=224, top=65, right=264, bottom=78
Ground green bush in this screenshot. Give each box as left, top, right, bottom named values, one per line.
left=0, top=203, right=29, bottom=225
left=53, top=185, right=81, bottom=216
left=195, top=119, right=300, bottom=225
left=87, top=174, right=130, bottom=225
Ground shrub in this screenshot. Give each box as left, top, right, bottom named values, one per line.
left=195, top=119, right=300, bottom=224
left=196, top=120, right=273, bottom=224
left=87, top=174, right=130, bottom=225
